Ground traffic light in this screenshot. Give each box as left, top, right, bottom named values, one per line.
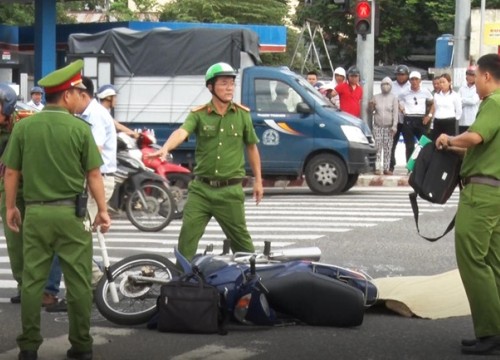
left=354, top=1, right=372, bottom=36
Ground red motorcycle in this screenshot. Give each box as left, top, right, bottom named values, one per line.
left=136, top=130, right=192, bottom=214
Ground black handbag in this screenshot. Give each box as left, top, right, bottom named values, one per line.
left=157, top=274, right=226, bottom=334
left=408, top=143, right=462, bottom=241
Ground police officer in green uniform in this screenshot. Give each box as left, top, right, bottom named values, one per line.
left=0, top=83, right=64, bottom=308
left=3, top=60, right=111, bottom=360
left=0, top=83, right=26, bottom=300
left=436, top=53, right=500, bottom=355
left=150, top=62, right=263, bottom=260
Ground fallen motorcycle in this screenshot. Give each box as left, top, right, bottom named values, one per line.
left=95, top=241, right=378, bottom=327
left=107, top=136, right=176, bottom=232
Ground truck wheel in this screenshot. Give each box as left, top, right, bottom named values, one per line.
left=305, top=154, right=347, bottom=195
left=342, top=174, right=359, bottom=193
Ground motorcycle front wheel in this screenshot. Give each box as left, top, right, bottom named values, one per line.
left=95, top=253, right=181, bottom=326
left=125, top=181, right=175, bottom=232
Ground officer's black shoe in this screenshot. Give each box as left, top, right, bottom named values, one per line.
left=461, top=335, right=500, bottom=355
left=66, top=348, right=93, bottom=360
left=461, top=338, right=477, bottom=346
left=10, top=294, right=21, bottom=304
left=18, top=350, right=37, bottom=360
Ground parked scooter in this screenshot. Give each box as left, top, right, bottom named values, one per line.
left=138, top=130, right=192, bottom=189
left=95, top=241, right=378, bottom=327
left=108, top=134, right=176, bottom=232
left=120, top=131, right=191, bottom=216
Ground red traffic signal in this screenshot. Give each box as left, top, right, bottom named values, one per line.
left=354, top=1, right=372, bottom=36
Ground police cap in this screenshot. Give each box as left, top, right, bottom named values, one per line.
left=38, top=60, right=86, bottom=94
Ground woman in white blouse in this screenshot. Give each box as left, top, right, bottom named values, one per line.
left=429, top=73, right=462, bottom=139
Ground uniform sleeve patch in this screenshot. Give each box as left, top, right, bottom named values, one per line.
left=234, top=102, right=250, bottom=112
left=191, top=104, right=208, bottom=113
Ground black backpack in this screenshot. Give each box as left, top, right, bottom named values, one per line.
left=408, top=143, right=462, bottom=241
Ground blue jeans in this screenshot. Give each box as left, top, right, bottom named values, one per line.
left=44, top=255, right=62, bottom=296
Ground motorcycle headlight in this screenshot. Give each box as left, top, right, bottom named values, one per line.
left=341, top=125, right=369, bottom=144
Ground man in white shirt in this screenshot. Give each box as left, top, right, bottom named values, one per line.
left=398, top=71, right=433, bottom=162
left=458, top=66, right=480, bottom=134
left=26, top=86, right=44, bottom=111
left=389, top=65, right=411, bottom=172
left=79, top=77, right=117, bottom=287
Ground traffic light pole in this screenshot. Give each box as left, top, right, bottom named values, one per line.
left=356, top=0, right=375, bottom=128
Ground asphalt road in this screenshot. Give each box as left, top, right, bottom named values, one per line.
left=0, top=187, right=490, bottom=360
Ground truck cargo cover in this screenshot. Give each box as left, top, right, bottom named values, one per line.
left=68, top=27, right=261, bottom=77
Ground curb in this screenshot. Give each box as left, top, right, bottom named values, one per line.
left=243, top=173, right=410, bottom=189
left=357, top=174, right=409, bottom=187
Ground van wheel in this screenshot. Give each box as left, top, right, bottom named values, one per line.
left=305, top=154, right=347, bottom=195
left=342, top=174, right=359, bottom=192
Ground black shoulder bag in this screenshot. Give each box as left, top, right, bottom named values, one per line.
left=157, top=273, right=228, bottom=335
left=408, top=143, right=462, bottom=242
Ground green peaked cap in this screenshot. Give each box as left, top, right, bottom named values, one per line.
left=38, top=59, right=86, bottom=94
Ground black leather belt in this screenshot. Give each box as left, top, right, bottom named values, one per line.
left=463, top=176, right=500, bottom=187
left=196, top=177, right=243, bottom=188
left=101, top=172, right=115, bottom=176
left=26, top=198, right=75, bottom=206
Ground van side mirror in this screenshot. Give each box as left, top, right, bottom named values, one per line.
left=296, top=102, right=312, bottom=114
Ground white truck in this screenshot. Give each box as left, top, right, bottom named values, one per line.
left=68, top=27, right=376, bottom=194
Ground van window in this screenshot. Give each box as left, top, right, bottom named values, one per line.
left=254, top=79, right=302, bottom=113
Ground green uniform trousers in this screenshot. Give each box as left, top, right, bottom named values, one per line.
left=178, top=180, right=255, bottom=260
left=455, top=183, right=500, bottom=338
left=16, top=205, right=93, bottom=352
left=1, top=192, right=25, bottom=288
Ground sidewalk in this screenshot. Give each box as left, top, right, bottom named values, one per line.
left=356, top=165, right=409, bottom=187
left=357, top=141, right=409, bottom=187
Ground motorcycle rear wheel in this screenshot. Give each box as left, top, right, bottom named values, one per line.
left=125, top=181, right=175, bottom=232
left=167, top=173, right=192, bottom=189
left=95, top=253, right=181, bottom=326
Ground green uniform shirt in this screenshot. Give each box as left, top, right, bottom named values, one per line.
left=0, top=117, right=23, bottom=197
left=2, top=105, right=103, bottom=201
left=181, top=101, right=259, bottom=179
left=461, top=89, right=500, bottom=180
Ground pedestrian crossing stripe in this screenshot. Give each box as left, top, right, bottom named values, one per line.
left=0, top=189, right=459, bottom=293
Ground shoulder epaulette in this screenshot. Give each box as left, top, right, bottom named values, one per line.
left=234, top=102, right=250, bottom=112
left=191, top=104, right=208, bottom=113
left=73, top=115, right=91, bottom=125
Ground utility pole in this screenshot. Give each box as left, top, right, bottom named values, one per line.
left=453, top=0, right=471, bottom=87
left=356, top=0, right=375, bottom=127
left=479, top=0, right=486, bottom=56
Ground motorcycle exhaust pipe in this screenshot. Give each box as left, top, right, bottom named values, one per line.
left=97, top=229, right=120, bottom=303
left=269, top=247, right=322, bottom=262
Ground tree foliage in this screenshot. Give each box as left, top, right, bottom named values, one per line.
left=293, top=0, right=500, bottom=70
left=159, top=0, right=288, bottom=25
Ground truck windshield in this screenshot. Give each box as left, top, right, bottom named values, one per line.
left=296, top=77, right=334, bottom=108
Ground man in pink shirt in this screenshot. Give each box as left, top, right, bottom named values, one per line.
left=329, top=66, right=363, bottom=117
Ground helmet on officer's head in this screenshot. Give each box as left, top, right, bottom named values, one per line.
left=205, top=62, right=237, bottom=87
left=347, top=66, right=360, bottom=76
left=96, top=84, right=117, bottom=99
left=0, top=83, right=17, bottom=117
left=395, top=65, right=410, bottom=75
left=30, top=86, right=43, bottom=94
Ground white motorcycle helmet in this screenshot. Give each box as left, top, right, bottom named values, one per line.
left=96, top=84, right=117, bottom=99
